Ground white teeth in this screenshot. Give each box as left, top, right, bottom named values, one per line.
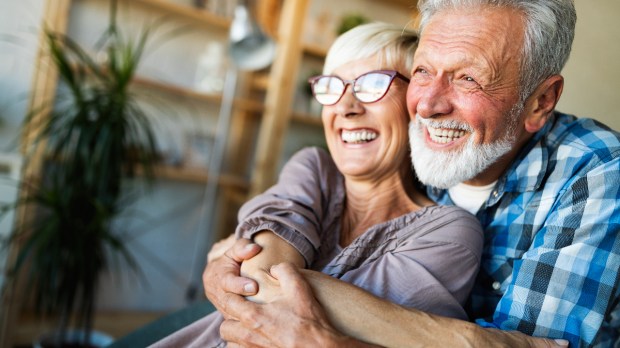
left=341, top=129, right=378, bottom=143
left=427, top=127, right=467, bottom=144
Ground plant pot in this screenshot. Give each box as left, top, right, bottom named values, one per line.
left=34, top=329, right=114, bottom=348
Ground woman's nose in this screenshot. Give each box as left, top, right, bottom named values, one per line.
left=335, top=88, right=364, bottom=117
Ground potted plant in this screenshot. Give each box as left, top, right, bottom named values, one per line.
left=1, top=1, right=160, bottom=346
left=336, top=13, right=369, bottom=35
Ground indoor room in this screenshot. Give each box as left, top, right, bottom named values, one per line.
left=0, top=0, right=619, bottom=347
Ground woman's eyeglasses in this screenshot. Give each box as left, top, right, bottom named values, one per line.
left=308, top=70, right=410, bottom=106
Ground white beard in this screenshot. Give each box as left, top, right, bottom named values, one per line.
left=409, top=111, right=519, bottom=189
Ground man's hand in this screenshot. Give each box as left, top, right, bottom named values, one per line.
left=203, top=238, right=261, bottom=319
left=221, top=263, right=374, bottom=348
left=207, top=234, right=237, bottom=263
left=203, top=240, right=570, bottom=347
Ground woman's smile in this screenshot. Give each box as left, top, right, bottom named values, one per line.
left=341, top=128, right=379, bottom=144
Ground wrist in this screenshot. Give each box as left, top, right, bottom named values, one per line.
left=326, top=334, right=381, bottom=348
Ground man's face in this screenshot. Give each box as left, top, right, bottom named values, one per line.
left=407, top=7, right=530, bottom=188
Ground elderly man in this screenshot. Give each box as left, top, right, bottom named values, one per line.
left=204, top=0, right=620, bottom=347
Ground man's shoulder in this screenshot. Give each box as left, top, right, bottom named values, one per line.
left=503, top=112, right=620, bottom=193
left=546, top=112, right=620, bottom=162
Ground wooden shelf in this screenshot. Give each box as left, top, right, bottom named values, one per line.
left=291, top=112, right=323, bottom=127
left=126, top=0, right=231, bottom=29
left=303, top=42, right=328, bottom=58
left=250, top=72, right=270, bottom=91
left=149, top=164, right=249, bottom=191
left=132, top=76, right=265, bottom=113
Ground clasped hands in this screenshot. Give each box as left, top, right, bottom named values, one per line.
left=202, top=238, right=349, bottom=348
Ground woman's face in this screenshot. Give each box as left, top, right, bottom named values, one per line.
left=321, top=56, right=411, bottom=181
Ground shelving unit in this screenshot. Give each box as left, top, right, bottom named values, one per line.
left=132, top=76, right=265, bottom=114
left=136, top=164, right=248, bottom=189
left=6, top=0, right=264, bottom=345
left=128, top=0, right=231, bottom=28
left=303, top=42, right=329, bottom=58
left=291, top=112, right=323, bottom=127
left=110, top=0, right=262, bottom=242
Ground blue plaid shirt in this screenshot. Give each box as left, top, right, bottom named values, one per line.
left=428, top=112, right=620, bottom=347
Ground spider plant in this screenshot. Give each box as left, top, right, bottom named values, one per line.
left=3, top=1, right=161, bottom=346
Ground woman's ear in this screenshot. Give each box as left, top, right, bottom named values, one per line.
left=523, top=75, right=564, bottom=133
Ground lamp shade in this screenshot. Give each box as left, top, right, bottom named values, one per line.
left=229, top=1, right=276, bottom=71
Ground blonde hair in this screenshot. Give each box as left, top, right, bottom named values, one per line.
left=323, top=22, right=418, bottom=76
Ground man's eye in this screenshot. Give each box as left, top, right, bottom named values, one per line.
left=459, top=75, right=481, bottom=88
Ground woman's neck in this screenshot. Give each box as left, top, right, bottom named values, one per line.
left=339, top=169, right=431, bottom=247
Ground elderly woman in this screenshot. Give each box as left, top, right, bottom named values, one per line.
left=153, top=22, right=483, bottom=347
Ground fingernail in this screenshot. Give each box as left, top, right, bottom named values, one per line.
left=554, top=339, right=569, bottom=346
left=244, top=243, right=258, bottom=251
left=243, top=283, right=256, bottom=293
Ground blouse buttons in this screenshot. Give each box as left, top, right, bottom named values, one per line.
left=492, top=281, right=501, bottom=291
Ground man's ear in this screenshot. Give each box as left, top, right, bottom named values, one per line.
left=523, top=75, right=564, bottom=133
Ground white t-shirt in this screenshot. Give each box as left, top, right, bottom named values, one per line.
left=448, top=181, right=497, bottom=215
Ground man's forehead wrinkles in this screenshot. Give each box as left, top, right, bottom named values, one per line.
left=416, top=40, right=483, bottom=70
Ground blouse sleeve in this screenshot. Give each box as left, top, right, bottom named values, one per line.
left=235, top=147, right=342, bottom=266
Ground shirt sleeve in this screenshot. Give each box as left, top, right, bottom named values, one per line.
left=235, top=147, right=341, bottom=266
left=479, top=157, right=620, bottom=347
left=336, top=208, right=484, bottom=320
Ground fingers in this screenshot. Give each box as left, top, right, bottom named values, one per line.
left=218, top=292, right=255, bottom=321
left=226, top=238, right=262, bottom=263
left=203, top=240, right=262, bottom=318
left=270, top=262, right=314, bottom=302
left=203, top=238, right=261, bottom=295
left=221, top=317, right=275, bottom=348
left=207, top=234, right=236, bottom=263
left=495, top=330, right=570, bottom=348
left=203, top=256, right=258, bottom=300
left=531, top=338, right=569, bottom=347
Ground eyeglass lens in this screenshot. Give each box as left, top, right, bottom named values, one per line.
left=312, top=72, right=393, bottom=105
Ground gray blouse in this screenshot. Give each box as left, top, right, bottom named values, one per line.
left=151, top=147, right=484, bottom=347
left=235, top=147, right=483, bottom=319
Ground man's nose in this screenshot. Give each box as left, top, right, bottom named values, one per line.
left=413, top=77, right=452, bottom=119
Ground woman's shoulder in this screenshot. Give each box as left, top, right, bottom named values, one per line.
left=423, top=204, right=479, bottom=222
left=404, top=205, right=483, bottom=252
left=286, top=147, right=340, bottom=178
left=291, top=147, right=333, bottom=165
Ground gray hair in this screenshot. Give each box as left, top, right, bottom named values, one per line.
left=417, top=0, right=576, bottom=103
left=323, top=22, right=418, bottom=76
